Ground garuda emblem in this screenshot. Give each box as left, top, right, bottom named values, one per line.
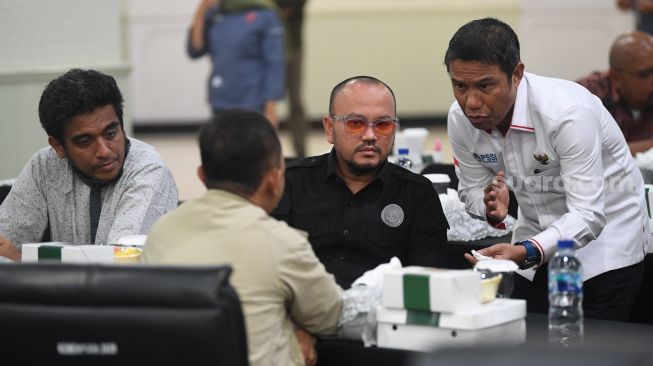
left=533, top=153, right=549, bottom=165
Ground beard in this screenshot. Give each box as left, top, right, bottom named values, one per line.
left=344, top=159, right=381, bottom=176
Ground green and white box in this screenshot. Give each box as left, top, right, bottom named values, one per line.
left=383, top=266, right=481, bottom=313
left=22, top=243, right=115, bottom=264
left=377, top=298, right=526, bottom=351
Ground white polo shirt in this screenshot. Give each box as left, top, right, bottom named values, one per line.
left=448, top=72, right=649, bottom=281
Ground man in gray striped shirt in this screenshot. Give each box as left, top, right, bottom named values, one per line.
left=0, top=69, right=178, bottom=261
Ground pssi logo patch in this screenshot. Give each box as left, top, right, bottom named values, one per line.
left=473, top=153, right=498, bottom=163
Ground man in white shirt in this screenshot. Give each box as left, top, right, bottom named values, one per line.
left=447, top=18, right=649, bottom=320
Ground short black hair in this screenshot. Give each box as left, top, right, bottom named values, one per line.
left=328, top=76, right=397, bottom=115
left=198, top=110, right=282, bottom=195
left=38, top=69, right=124, bottom=144
left=444, top=18, right=521, bottom=78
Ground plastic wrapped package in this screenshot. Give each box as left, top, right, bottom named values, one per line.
left=337, top=257, right=402, bottom=346
left=440, top=189, right=515, bottom=241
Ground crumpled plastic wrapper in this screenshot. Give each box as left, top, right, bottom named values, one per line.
left=636, top=148, right=653, bottom=171
left=440, top=188, right=515, bottom=242
left=337, top=257, right=402, bottom=347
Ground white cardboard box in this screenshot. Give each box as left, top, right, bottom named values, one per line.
left=22, top=243, right=115, bottom=264
left=383, top=266, right=481, bottom=313
left=377, top=299, right=527, bottom=351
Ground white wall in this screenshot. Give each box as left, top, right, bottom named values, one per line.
left=127, top=0, right=634, bottom=125
left=519, top=0, right=633, bottom=79
left=128, top=0, right=521, bottom=124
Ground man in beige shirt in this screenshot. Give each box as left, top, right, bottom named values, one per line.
left=143, top=110, right=342, bottom=366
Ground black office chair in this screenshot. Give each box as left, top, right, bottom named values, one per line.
left=0, top=180, right=12, bottom=206
left=0, top=263, right=249, bottom=365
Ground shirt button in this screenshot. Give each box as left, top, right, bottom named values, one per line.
left=343, top=229, right=350, bottom=236
left=338, top=256, right=345, bottom=261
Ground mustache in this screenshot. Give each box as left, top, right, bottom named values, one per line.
left=355, top=144, right=380, bottom=153
left=94, top=156, right=119, bottom=169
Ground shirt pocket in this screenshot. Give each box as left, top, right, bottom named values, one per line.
left=293, top=214, right=330, bottom=244
left=365, top=220, right=410, bottom=248
left=525, top=165, right=564, bottom=193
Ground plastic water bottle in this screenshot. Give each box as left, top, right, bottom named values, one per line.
left=431, top=138, right=443, bottom=164
left=548, top=239, right=583, bottom=347
left=395, top=148, right=413, bottom=170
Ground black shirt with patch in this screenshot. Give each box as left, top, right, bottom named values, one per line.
left=272, top=150, right=449, bottom=288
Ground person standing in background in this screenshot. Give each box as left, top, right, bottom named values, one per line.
left=188, top=0, right=285, bottom=127
left=275, top=0, right=308, bottom=157
left=617, top=0, right=653, bottom=35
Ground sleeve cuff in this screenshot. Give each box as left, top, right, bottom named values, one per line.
left=531, top=228, right=562, bottom=264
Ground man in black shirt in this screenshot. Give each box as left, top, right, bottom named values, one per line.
left=272, top=76, right=449, bottom=288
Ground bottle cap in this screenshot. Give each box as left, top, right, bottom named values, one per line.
left=434, top=138, right=442, bottom=151
left=398, top=148, right=409, bottom=155
left=557, top=239, right=574, bottom=249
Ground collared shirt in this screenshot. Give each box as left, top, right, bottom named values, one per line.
left=272, top=150, right=449, bottom=288
left=0, top=138, right=178, bottom=246
left=143, top=189, right=342, bottom=366
left=187, top=6, right=285, bottom=112
left=577, top=70, right=653, bottom=142
left=448, top=72, right=649, bottom=281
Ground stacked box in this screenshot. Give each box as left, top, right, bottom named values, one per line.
left=22, top=243, right=115, bottom=264
left=382, top=266, right=482, bottom=312
left=378, top=266, right=526, bottom=351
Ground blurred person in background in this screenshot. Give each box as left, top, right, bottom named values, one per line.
left=275, top=0, right=308, bottom=157
left=577, top=31, right=653, bottom=182
left=188, top=0, right=285, bottom=126
left=617, top=0, right=653, bottom=35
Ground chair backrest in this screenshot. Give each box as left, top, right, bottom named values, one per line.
left=0, top=263, right=249, bottom=365
left=0, top=179, right=12, bottom=206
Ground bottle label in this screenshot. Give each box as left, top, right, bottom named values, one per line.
left=550, top=273, right=582, bottom=294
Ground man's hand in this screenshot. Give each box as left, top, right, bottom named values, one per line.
left=0, top=235, right=20, bottom=261
left=483, top=171, right=509, bottom=224
left=617, top=0, right=634, bottom=10
left=190, top=0, right=221, bottom=52
left=464, top=243, right=526, bottom=265
left=264, top=100, right=279, bottom=128
left=295, top=328, right=317, bottom=366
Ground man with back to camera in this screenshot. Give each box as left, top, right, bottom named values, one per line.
left=577, top=31, right=653, bottom=181
left=272, top=76, right=449, bottom=288
left=446, top=18, right=649, bottom=320
left=142, top=110, right=342, bottom=366
left=0, top=69, right=178, bottom=261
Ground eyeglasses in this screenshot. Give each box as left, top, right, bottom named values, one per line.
left=330, top=114, right=399, bottom=137
left=614, top=67, right=653, bottom=80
